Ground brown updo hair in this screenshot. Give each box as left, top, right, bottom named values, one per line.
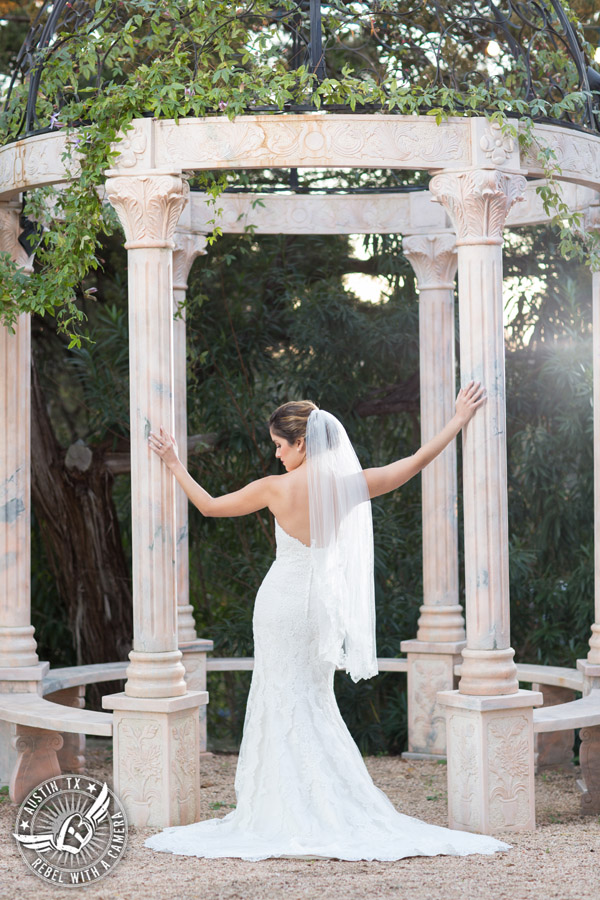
left=268, top=400, right=318, bottom=444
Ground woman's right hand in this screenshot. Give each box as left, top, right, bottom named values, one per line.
left=455, top=381, right=486, bottom=425
left=148, top=426, right=180, bottom=469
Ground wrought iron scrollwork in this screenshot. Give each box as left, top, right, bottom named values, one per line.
left=3, top=0, right=599, bottom=139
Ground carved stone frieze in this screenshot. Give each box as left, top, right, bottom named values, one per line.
left=116, top=718, right=163, bottom=824
left=487, top=715, right=531, bottom=829
left=403, top=233, right=457, bottom=289
left=429, top=169, right=526, bottom=245
left=171, top=715, right=199, bottom=821
left=155, top=115, right=470, bottom=171
left=105, top=174, right=189, bottom=249
left=0, top=132, right=72, bottom=200
left=523, top=124, right=600, bottom=185
left=448, top=714, right=480, bottom=831
left=409, top=658, right=450, bottom=755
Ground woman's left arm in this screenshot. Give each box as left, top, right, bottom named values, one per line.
left=363, top=381, right=485, bottom=499
left=148, top=427, right=275, bottom=517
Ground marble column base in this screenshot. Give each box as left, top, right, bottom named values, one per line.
left=531, top=683, right=575, bottom=773
left=577, top=659, right=600, bottom=694
left=103, top=690, right=207, bottom=827
left=400, top=639, right=465, bottom=758
left=180, top=638, right=214, bottom=753
left=437, top=689, right=543, bottom=833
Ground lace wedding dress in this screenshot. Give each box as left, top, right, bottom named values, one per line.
left=144, top=520, right=511, bottom=861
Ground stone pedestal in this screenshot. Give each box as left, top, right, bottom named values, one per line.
left=103, top=690, right=207, bottom=826
left=577, top=659, right=600, bottom=695
left=438, top=689, right=543, bottom=833
left=180, top=638, right=213, bottom=753
left=400, top=640, right=464, bottom=758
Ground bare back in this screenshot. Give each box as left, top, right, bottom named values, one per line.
left=268, top=466, right=311, bottom=547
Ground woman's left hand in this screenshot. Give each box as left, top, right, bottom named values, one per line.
left=455, top=380, right=486, bottom=425
left=148, top=426, right=179, bottom=468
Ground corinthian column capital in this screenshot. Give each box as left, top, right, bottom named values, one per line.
left=105, top=173, right=189, bottom=250
left=0, top=201, right=34, bottom=270
left=173, top=232, right=208, bottom=291
left=403, top=233, right=457, bottom=290
left=429, top=169, right=526, bottom=246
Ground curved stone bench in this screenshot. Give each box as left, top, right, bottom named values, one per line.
left=515, top=663, right=584, bottom=692
left=0, top=694, right=112, bottom=735
left=0, top=691, right=114, bottom=804
left=41, top=662, right=128, bottom=696
left=205, top=657, right=409, bottom=672
left=514, top=665, right=585, bottom=775
left=532, top=689, right=600, bottom=814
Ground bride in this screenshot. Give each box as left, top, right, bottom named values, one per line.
left=144, top=382, right=510, bottom=861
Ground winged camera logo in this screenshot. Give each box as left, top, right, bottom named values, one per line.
left=13, top=775, right=127, bottom=886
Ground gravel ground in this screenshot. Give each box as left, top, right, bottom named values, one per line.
left=1, top=739, right=598, bottom=900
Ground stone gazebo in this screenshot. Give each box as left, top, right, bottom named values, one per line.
left=2, top=0, right=600, bottom=835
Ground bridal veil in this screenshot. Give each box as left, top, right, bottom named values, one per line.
left=305, top=409, right=378, bottom=683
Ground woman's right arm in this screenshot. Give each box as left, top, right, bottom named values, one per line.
left=148, top=427, right=276, bottom=517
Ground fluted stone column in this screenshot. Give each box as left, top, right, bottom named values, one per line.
left=172, top=232, right=207, bottom=642
left=103, top=173, right=207, bottom=827
left=172, top=231, right=214, bottom=753
left=579, top=217, right=600, bottom=693
left=0, top=202, right=49, bottom=787
left=431, top=169, right=542, bottom=834
left=400, top=233, right=465, bottom=758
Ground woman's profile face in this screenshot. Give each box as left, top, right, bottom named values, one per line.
left=270, top=429, right=305, bottom=471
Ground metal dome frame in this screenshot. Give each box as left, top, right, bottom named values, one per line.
left=4, top=0, right=600, bottom=141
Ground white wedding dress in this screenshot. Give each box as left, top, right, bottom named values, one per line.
left=144, top=520, right=511, bottom=861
